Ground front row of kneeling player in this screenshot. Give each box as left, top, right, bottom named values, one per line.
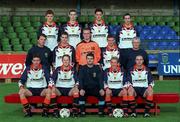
left=18, top=53, right=154, bottom=118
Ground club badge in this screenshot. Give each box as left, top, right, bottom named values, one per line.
left=45, top=52, right=48, bottom=58
left=93, top=72, right=96, bottom=77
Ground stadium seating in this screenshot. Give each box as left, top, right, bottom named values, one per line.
left=4, top=93, right=179, bottom=115
left=0, top=15, right=179, bottom=51
left=0, top=15, right=179, bottom=68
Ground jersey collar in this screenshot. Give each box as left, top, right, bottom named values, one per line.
left=93, top=19, right=105, bottom=26
left=58, top=43, right=70, bottom=48
left=60, top=65, right=72, bottom=72
left=44, top=22, right=56, bottom=27
left=109, top=65, right=121, bottom=73
left=122, top=22, right=134, bottom=29
left=106, top=44, right=118, bottom=51
left=30, top=64, right=42, bottom=71
left=133, top=64, right=146, bottom=71
left=67, top=21, right=79, bottom=26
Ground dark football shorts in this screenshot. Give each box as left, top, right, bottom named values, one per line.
left=28, top=88, right=45, bottom=96
left=133, top=87, right=147, bottom=97
left=57, top=87, right=72, bottom=96
left=111, top=88, right=123, bottom=96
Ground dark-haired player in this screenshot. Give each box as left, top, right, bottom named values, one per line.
left=52, top=32, right=75, bottom=69
left=78, top=53, right=105, bottom=116
left=89, top=8, right=109, bottom=48
left=62, top=9, right=82, bottom=48
left=116, top=13, right=137, bottom=69
left=39, top=10, right=60, bottom=51
left=101, top=35, right=121, bottom=70
left=18, top=55, right=52, bottom=117
left=25, top=34, right=52, bottom=73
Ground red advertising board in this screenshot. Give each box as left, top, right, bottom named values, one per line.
left=0, top=54, right=26, bottom=78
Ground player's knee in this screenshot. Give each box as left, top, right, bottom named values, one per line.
left=45, top=89, right=52, bottom=97
left=127, top=87, right=134, bottom=95
left=105, top=90, right=111, bottom=96
left=147, top=89, right=153, bottom=96
left=122, top=89, right=128, bottom=96
left=19, top=89, right=25, bottom=96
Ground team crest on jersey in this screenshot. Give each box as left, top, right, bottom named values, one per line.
left=93, top=72, right=96, bottom=77
left=35, top=74, right=38, bottom=78
left=45, top=52, right=48, bottom=58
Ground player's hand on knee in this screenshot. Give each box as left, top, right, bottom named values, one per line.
left=121, top=88, right=128, bottom=96
left=80, top=89, right=85, bottom=96
left=147, top=86, right=153, bottom=94
left=147, top=85, right=153, bottom=91
left=105, top=88, right=112, bottom=96
left=99, top=89, right=105, bottom=96
left=73, top=87, right=79, bottom=93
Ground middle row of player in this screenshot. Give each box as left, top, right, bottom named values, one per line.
left=26, top=28, right=148, bottom=72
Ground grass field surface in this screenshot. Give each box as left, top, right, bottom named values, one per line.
left=0, top=80, right=179, bottom=122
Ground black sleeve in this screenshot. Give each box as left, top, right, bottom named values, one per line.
left=134, top=26, right=139, bottom=37
left=79, top=24, right=83, bottom=40
left=103, top=69, right=108, bottom=85
left=107, top=24, right=110, bottom=35
left=71, top=46, right=76, bottom=65
left=122, top=68, right=127, bottom=86
left=48, top=49, right=53, bottom=67
left=97, top=66, right=104, bottom=89
left=100, top=48, right=104, bottom=65
left=118, top=48, right=122, bottom=65
left=78, top=66, right=84, bottom=90
left=38, top=25, right=43, bottom=37
left=43, top=66, right=51, bottom=84
left=144, top=50, right=149, bottom=67
left=73, top=67, right=78, bottom=83
left=19, top=68, right=28, bottom=85
left=57, top=24, right=61, bottom=42
left=147, top=68, right=154, bottom=86
left=60, top=24, right=65, bottom=32
left=51, top=67, right=59, bottom=84
left=52, top=47, right=56, bottom=64
left=25, top=48, right=33, bottom=66
left=126, top=69, right=132, bottom=85
left=115, top=25, right=122, bottom=45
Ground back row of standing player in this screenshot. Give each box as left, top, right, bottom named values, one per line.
left=27, top=8, right=148, bottom=71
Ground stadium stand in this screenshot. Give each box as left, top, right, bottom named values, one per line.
left=0, top=15, right=179, bottom=72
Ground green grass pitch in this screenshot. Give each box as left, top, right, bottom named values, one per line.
left=0, top=80, right=180, bottom=122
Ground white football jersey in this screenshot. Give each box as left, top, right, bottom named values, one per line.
left=41, top=22, right=59, bottom=51
left=91, top=23, right=108, bottom=47
left=118, top=27, right=136, bottom=49
left=54, top=46, right=73, bottom=68
left=55, top=70, right=75, bottom=88
left=64, top=23, right=81, bottom=48
left=102, top=49, right=120, bottom=70
left=131, top=70, right=149, bottom=88
left=107, top=71, right=124, bottom=89
left=26, top=69, right=47, bottom=88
